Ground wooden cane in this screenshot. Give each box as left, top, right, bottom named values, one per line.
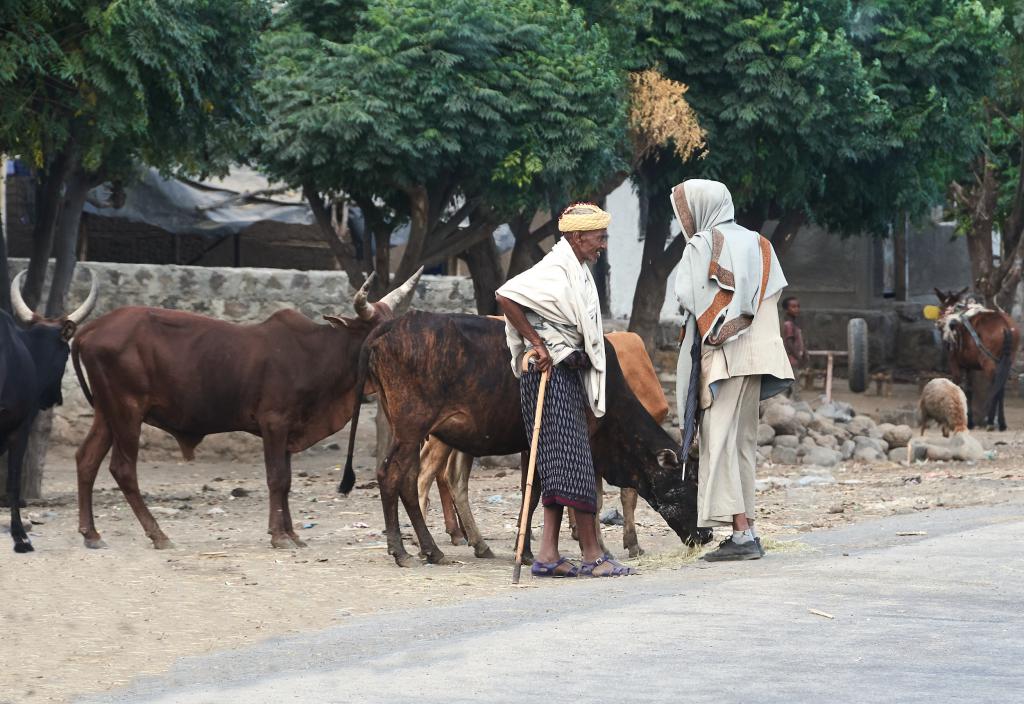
left=512, top=351, right=550, bottom=584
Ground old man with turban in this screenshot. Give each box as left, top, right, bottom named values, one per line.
left=495, top=203, right=633, bottom=577
left=672, top=180, right=794, bottom=562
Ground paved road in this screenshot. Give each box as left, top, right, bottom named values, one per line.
left=82, top=504, right=1023, bottom=703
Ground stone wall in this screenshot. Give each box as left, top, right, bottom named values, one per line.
left=7, top=259, right=477, bottom=456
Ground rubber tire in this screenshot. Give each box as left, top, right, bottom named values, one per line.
left=847, top=318, right=869, bottom=393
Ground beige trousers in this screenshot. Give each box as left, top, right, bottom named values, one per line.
left=697, top=374, right=761, bottom=528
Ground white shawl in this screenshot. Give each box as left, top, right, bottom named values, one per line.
left=496, top=239, right=606, bottom=417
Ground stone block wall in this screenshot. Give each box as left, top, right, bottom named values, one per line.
left=7, top=259, right=477, bottom=456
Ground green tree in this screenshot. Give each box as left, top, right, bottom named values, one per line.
left=949, top=1, right=1023, bottom=307
left=624, top=0, right=885, bottom=347
left=256, top=0, right=630, bottom=309
left=0, top=0, right=268, bottom=498
left=0, top=0, right=268, bottom=315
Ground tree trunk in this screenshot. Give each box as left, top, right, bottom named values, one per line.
left=45, top=168, right=92, bottom=317
left=396, top=185, right=430, bottom=283
left=24, top=149, right=76, bottom=310
left=507, top=214, right=555, bottom=278
left=21, top=410, right=51, bottom=500
left=16, top=172, right=92, bottom=502
left=627, top=186, right=680, bottom=358
left=768, top=209, right=805, bottom=260
left=893, top=212, right=907, bottom=301
left=462, top=234, right=504, bottom=315
left=953, top=158, right=999, bottom=305
left=304, top=185, right=366, bottom=288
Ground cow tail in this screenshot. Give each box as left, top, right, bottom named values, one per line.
left=71, top=342, right=94, bottom=407
left=340, top=333, right=376, bottom=495
left=993, top=328, right=1014, bottom=396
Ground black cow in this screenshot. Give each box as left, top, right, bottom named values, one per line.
left=1, top=270, right=97, bottom=552
left=342, top=312, right=713, bottom=567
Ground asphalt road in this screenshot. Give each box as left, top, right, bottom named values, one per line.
left=80, top=504, right=1024, bottom=704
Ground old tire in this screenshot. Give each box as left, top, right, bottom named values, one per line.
left=847, top=317, right=869, bottom=393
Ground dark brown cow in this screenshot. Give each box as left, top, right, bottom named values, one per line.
left=71, top=270, right=421, bottom=550
left=934, top=288, right=1020, bottom=430
left=341, top=312, right=712, bottom=567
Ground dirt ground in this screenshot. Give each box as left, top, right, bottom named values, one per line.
left=3, top=383, right=1024, bottom=704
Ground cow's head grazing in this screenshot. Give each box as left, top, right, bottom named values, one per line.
left=593, top=343, right=714, bottom=548
left=646, top=446, right=713, bottom=547
left=10, top=269, right=98, bottom=409
left=324, top=267, right=424, bottom=330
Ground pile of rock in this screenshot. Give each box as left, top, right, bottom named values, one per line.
left=756, top=395, right=987, bottom=467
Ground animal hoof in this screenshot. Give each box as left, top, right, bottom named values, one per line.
left=449, top=535, right=469, bottom=546
left=153, top=538, right=176, bottom=550
left=14, top=541, right=34, bottom=553
left=84, top=537, right=108, bottom=549
left=474, top=544, right=495, bottom=559
left=520, top=552, right=534, bottom=566
left=426, top=551, right=449, bottom=565
left=627, top=546, right=644, bottom=558
left=271, top=536, right=295, bottom=549
left=395, top=553, right=419, bottom=568
left=290, top=536, right=308, bottom=548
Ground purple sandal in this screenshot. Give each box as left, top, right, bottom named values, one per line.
left=581, top=553, right=636, bottom=577
left=531, top=557, right=580, bottom=578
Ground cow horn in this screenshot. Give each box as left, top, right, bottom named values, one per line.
left=353, top=272, right=377, bottom=321
left=10, top=271, right=35, bottom=324
left=65, top=268, right=98, bottom=325
left=379, top=267, right=424, bottom=315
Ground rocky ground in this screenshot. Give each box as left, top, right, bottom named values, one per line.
left=2, top=382, right=1023, bottom=704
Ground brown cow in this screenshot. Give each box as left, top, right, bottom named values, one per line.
left=933, top=288, right=1020, bottom=430
left=417, top=330, right=668, bottom=558
left=71, top=270, right=421, bottom=550
left=341, top=312, right=711, bottom=567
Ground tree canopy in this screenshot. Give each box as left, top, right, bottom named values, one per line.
left=0, top=0, right=269, bottom=312
left=256, top=0, right=631, bottom=296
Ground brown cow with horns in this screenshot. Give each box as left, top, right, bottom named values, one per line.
left=71, top=269, right=422, bottom=550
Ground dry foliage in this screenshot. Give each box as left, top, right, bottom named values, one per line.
left=629, top=69, right=707, bottom=165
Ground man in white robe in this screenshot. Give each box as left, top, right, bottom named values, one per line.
left=672, top=180, right=794, bottom=561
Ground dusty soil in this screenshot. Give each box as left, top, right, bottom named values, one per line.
left=3, top=383, right=1024, bottom=704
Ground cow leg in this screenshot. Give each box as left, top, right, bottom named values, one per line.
left=76, top=415, right=113, bottom=549
left=262, top=428, right=301, bottom=549
left=281, top=452, right=306, bottom=548
left=7, top=421, right=34, bottom=553
left=448, top=450, right=493, bottom=558
left=398, top=451, right=447, bottom=565
left=435, top=472, right=467, bottom=546
left=108, top=419, right=173, bottom=549
left=417, top=441, right=467, bottom=546
left=379, top=441, right=419, bottom=567
left=621, top=487, right=643, bottom=557
left=585, top=475, right=611, bottom=557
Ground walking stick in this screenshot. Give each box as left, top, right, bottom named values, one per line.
left=512, top=350, right=550, bottom=584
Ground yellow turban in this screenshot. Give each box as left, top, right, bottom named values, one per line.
left=558, top=203, right=611, bottom=232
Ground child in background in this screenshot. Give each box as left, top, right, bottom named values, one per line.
left=782, top=296, right=808, bottom=398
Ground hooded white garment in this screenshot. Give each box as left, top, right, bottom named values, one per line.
left=671, top=179, right=793, bottom=416
left=496, top=238, right=606, bottom=417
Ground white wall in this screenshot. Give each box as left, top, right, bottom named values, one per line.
left=605, top=179, right=684, bottom=321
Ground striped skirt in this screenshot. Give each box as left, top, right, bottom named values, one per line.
left=520, top=365, right=598, bottom=514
